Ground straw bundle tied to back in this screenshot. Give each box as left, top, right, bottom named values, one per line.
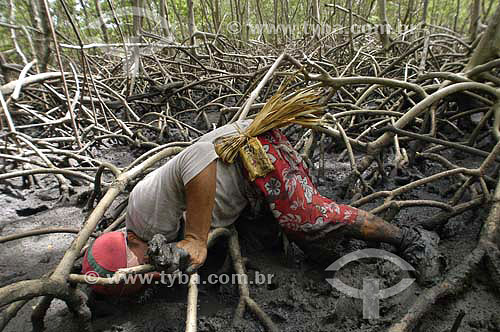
left=215, top=87, right=325, bottom=180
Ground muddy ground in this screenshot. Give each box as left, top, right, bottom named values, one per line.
left=1, top=143, right=500, bottom=332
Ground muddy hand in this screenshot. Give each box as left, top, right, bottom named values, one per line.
left=176, top=238, right=207, bottom=274
left=148, top=234, right=189, bottom=273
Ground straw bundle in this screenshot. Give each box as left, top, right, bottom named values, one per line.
left=215, top=87, right=325, bottom=180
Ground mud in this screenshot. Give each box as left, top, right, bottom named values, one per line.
left=1, top=149, right=499, bottom=332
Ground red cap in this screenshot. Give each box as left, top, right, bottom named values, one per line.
left=82, top=231, right=144, bottom=296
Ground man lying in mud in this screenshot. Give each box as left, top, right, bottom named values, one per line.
left=83, top=94, right=442, bottom=297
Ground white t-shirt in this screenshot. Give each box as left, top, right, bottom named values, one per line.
left=126, top=120, right=252, bottom=242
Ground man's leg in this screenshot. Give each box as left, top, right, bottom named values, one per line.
left=253, top=129, right=403, bottom=245
left=253, top=129, right=442, bottom=284
left=342, top=209, right=403, bottom=246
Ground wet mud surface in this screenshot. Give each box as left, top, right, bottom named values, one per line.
left=1, top=149, right=500, bottom=332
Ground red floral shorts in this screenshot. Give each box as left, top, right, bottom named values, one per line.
left=252, top=129, right=359, bottom=240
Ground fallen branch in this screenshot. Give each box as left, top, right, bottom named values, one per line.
left=0, top=227, right=95, bottom=244
left=0, top=72, right=70, bottom=95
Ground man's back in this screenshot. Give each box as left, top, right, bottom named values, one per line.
left=126, top=120, right=253, bottom=242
